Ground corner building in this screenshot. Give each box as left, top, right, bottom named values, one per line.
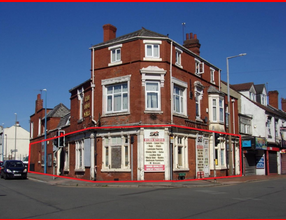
left=31, top=24, right=235, bottom=181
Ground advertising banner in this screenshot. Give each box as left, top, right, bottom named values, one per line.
left=196, top=134, right=209, bottom=178
left=144, top=129, right=165, bottom=172
left=255, top=137, right=267, bottom=150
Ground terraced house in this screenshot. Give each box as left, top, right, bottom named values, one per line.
left=30, top=24, right=238, bottom=181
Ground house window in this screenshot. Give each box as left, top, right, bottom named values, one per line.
left=30, top=122, right=34, bottom=139
left=77, top=87, right=84, bottom=120
left=143, top=40, right=162, bottom=61
left=146, top=82, right=160, bottom=110
left=38, top=118, right=41, bottom=136
left=219, top=99, right=224, bottom=123
left=102, top=135, right=130, bottom=171
left=210, top=68, right=215, bottom=83
left=175, top=48, right=183, bottom=67
left=75, top=140, right=84, bottom=170
left=173, top=85, right=184, bottom=114
left=194, top=82, right=204, bottom=119
left=195, top=58, right=204, bottom=76
left=107, top=83, right=128, bottom=113
left=64, top=145, right=69, bottom=171
left=102, top=75, right=131, bottom=116
left=275, top=120, right=279, bottom=137
left=240, top=116, right=252, bottom=135
left=108, top=44, right=122, bottom=66
left=213, top=99, right=217, bottom=121
left=214, top=136, right=226, bottom=169
left=267, top=117, right=272, bottom=137
left=173, top=135, right=188, bottom=170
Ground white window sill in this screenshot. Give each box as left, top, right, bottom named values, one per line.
left=196, top=117, right=204, bottom=122
left=175, top=63, right=183, bottom=69
left=143, top=57, right=162, bottom=62
left=108, top=61, right=122, bottom=67
left=144, top=110, right=163, bottom=114
left=173, top=168, right=189, bottom=172
left=215, top=166, right=227, bottom=170
left=75, top=168, right=85, bottom=172
left=173, top=113, right=188, bottom=119
left=102, top=111, right=130, bottom=117
left=101, top=168, right=131, bottom=172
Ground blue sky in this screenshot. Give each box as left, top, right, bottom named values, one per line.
left=1, top=2, right=286, bottom=131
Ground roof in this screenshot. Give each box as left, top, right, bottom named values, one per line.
left=254, top=84, right=266, bottom=94
left=57, top=113, right=70, bottom=128
left=207, top=85, right=225, bottom=96
left=69, top=78, right=91, bottom=93
left=231, top=82, right=254, bottom=92
left=46, top=103, right=70, bottom=119
left=91, top=27, right=168, bottom=49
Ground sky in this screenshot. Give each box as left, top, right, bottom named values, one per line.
left=1, top=2, right=286, bottom=132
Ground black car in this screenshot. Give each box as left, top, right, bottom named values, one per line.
left=0, top=160, right=27, bottom=179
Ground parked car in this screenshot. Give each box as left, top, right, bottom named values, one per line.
left=0, top=160, right=27, bottom=180
left=0, top=161, right=3, bottom=172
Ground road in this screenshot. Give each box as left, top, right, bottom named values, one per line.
left=0, top=177, right=286, bottom=219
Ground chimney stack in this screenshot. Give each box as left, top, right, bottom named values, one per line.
left=282, top=98, right=286, bottom=112
left=268, top=90, right=279, bottom=109
left=103, top=24, right=117, bottom=42
left=183, top=32, right=201, bottom=56
left=36, top=94, right=43, bottom=113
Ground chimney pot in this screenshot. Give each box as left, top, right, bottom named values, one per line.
left=282, top=98, right=286, bottom=112
left=103, top=24, right=117, bottom=42
left=190, top=33, right=193, bottom=39
left=268, top=90, right=279, bottom=109
left=186, top=33, right=189, bottom=40
left=194, top=34, right=197, bottom=39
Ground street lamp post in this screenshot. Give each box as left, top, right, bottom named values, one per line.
left=14, top=113, right=17, bottom=160
left=226, top=53, right=246, bottom=176
left=43, top=89, right=47, bottom=173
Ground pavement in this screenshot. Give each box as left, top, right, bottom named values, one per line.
left=26, top=172, right=286, bottom=188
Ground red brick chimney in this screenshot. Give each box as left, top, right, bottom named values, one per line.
left=183, top=33, right=201, bottom=56
left=268, top=90, right=279, bottom=109
left=282, top=98, right=286, bottom=112
left=103, top=24, right=117, bottom=42
left=35, top=94, right=43, bottom=113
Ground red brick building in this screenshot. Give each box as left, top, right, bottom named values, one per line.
left=30, top=24, right=236, bottom=181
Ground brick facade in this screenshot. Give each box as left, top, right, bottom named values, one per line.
left=30, top=24, right=235, bottom=181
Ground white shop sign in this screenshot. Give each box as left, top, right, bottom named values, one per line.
left=144, top=129, right=165, bottom=172
left=196, top=134, right=209, bottom=178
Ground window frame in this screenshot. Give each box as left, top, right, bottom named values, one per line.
left=210, top=67, right=215, bottom=84
left=194, top=82, right=204, bottom=120
left=195, top=58, right=204, bottom=76
left=77, top=87, right=84, bottom=121
left=143, top=40, right=162, bottom=61
left=175, top=47, right=183, bottom=68
left=75, top=140, right=84, bottom=171
left=172, top=77, right=188, bottom=117
left=102, top=75, right=131, bottom=116
left=214, top=136, right=226, bottom=169
left=102, top=135, right=131, bottom=172
left=108, top=44, right=122, bottom=66
left=173, top=135, right=189, bottom=170
left=145, top=81, right=161, bottom=111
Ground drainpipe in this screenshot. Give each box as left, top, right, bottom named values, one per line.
left=219, top=70, right=221, bottom=91
left=170, top=41, right=173, bottom=124
left=91, top=48, right=97, bottom=125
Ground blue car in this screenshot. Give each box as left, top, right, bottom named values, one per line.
left=0, top=160, right=27, bottom=180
